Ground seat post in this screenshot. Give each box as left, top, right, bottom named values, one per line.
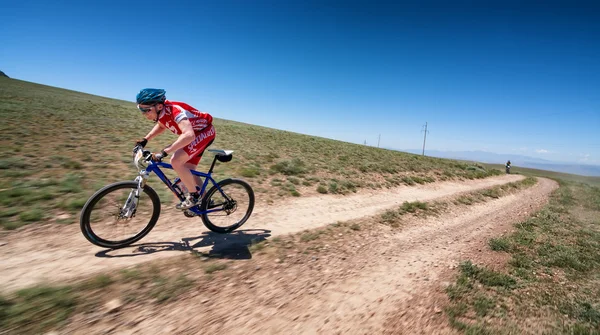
left=208, top=155, right=218, bottom=174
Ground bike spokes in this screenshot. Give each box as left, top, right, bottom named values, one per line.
left=202, top=180, right=253, bottom=233
left=84, top=184, right=158, bottom=247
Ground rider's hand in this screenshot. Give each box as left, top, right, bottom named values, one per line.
left=151, top=150, right=169, bottom=162
left=136, top=138, right=148, bottom=147
left=133, top=138, right=148, bottom=153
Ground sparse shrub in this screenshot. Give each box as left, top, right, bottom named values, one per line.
left=480, top=188, right=501, bottom=199
left=466, top=164, right=486, bottom=172
left=317, top=185, right=328, bottom=194
left=473, top=295, right=495, bottom=317
left=381, top=209, right=399, bottom=223
left=402, top=177, right=415, bottom=185
left=0, top=285, right=76, bottom=334
left=399, top=201, right=428, bottom=214
left=60, top=198, right=87, bottom=211
left=300, top=231, right=320, bottom=242
left=412, top=176, right=426, bottom=184
left=60, top=159, right=83, bottom=170
left=0, top=158, right=30, bottom=170
left=59, top=173, right=83, bottom=194
left=0, top=187, right=33, bottom=206
left=489, top=237, right=511, bottom=252
left=456, top=196, right=474, bottom=205
left=204, top=263, right=227, bottom=274
left=19, top=208, right=44, bottom=222
left=82, top=274, right=114, bottom=290
left=509, top=253, right=533, bottom=269
left=460, top=261, right=516, bottom=289
left=240, top=166, right=260, bottom=178
left=151, top=274, right=194, bottom=303
left=249, top=240, right=267, bottom=253
left=270, top=158, right=306, bottom=175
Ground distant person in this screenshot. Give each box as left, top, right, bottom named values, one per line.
left=506, top=160, right=511, bottom=174
left=133, top=88, right=215, bottom=210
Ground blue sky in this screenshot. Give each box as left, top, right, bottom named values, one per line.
left=2, top=0, right=599, bottom=165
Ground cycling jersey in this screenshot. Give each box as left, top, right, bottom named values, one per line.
left=157, top=100, right=213, bottom=135
left=158, top=100, right=216, bottom=165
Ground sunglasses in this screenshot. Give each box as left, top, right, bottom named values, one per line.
left=137, top=104, right=156, bottom=113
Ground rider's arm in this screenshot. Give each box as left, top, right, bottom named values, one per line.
left=162, top=119, right=195, bottom=155
left=144, top=123, right=166, bottom=142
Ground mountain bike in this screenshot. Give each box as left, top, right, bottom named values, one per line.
left=80, top=147, right=255, bottom=249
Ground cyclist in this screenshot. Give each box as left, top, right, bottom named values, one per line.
left=133, top=88, right=215, bottom=210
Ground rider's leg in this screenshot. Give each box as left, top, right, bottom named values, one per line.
left=171, top=126, right=216, bottom=209
left=183, top=161, right=202, bottom=191
left=170, top=149, right=196, bottom=193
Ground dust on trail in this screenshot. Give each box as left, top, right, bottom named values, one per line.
left=60, top=177, right=557, bottom=335
left=0, top=174, right=524, bottom=293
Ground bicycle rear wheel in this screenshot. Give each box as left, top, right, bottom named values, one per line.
left=80, top=181, right=161, bottom=248
left=200, top=179, right=254, bottom=233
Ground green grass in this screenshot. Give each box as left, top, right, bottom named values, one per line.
left=445, top=180, right=600, bottom=333
left=0, top=285, right=77, bottom=334
left=398, top=201, right=428, bottom=214
left=489, top=237, right=512, bottom=252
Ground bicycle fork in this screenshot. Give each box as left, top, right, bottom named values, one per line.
left=121, top=175, right=148, bottom=219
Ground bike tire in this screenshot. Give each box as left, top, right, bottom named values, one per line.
left=200, top=178, right=255, bottom=233
left=80, top=181, right=161, bottom=248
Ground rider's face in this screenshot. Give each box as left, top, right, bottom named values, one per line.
left=138, top=104, right=161, bottom=120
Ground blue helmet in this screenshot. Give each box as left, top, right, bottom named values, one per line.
left=136, top=88, right=166, bottom=105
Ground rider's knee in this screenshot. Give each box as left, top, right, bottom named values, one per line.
left=169, top=152, right=190, bottom=169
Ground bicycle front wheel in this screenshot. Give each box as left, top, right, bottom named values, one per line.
left=80, top=181, right=161, bottom=248
left=200, top=179, right=254, bottom=233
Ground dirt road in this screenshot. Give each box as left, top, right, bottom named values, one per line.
left=0, top=175, right=532, bottom=294
left=0, top=174, right=560, bottom=334
left=44, top=176, right=558, bottom=335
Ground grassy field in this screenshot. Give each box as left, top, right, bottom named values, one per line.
left=0, top=77, right=504, bottom=230
left=445, top=178, right=600, bottom=333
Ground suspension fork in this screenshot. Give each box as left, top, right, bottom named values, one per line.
left=122, top=174, right=148, bottom=219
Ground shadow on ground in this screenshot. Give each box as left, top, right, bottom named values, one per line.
left=95, top=229, right=271, bottom=260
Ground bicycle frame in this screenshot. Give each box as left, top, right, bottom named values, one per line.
left=135, top=153, right=231, bottom=216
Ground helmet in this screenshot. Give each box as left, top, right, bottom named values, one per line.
left=136, top=88, right=166, bottom=105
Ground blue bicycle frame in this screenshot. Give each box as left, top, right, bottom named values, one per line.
left=136, top=151, right=231, bottom=216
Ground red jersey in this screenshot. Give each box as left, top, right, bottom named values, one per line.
left=157, top=100, right=213, bottom=134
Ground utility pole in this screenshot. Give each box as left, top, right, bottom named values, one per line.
left=421, top=122, right=429, bottom=156
left=377, top=134, right=381, bottom=148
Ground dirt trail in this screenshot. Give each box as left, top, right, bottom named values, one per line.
left=0, top=175, right=524, bottom=293
left=60, top=177, right=557, bottom=335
